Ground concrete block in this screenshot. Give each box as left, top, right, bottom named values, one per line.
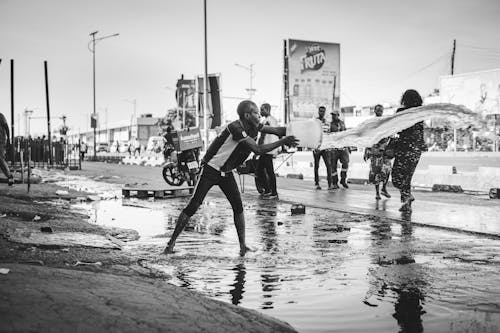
left=478, top=167, right=500, bottom=178
left=349, top=162, right=369, bottom=180
left=432, top=184, right=463, bottom=193
left=428, top=165, right=456, bottom=175
left=448, top=173, right=479, bottom=192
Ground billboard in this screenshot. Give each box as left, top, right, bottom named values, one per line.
left=286, top=39, right=340, bottom=120
left=440, top=69, right=500, bottom=117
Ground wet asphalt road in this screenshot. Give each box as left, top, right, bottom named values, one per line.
left=65, top=162, right=500, bottom=332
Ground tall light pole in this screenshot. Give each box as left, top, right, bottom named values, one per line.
left=203, top=0, right=209, bottom=148
left=24, top=108, right=34, bottom=137
left=124, top=99, right=137, bottom=139
left=89, top=31, right=119, bottom=159
left=235, top=63, right=256, bottom=100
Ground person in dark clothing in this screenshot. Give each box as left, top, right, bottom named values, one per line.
left=256, top=103, right=280, bottom=199
left=313, top=106, right=334, bottom=190
left=391, top=89, right=427, bottom=212
left=0, top=112, right=14, bottom=186
left=163, top=100, right=297, bottom=256
left=330, top=110, right=350, bottom=189
left=80, top=142, right=87, bottom=161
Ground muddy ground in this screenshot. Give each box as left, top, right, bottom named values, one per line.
left=0, top=171, right=297, bottom=333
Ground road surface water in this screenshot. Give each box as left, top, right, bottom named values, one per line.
left=72, top=190, right=500, bottom=333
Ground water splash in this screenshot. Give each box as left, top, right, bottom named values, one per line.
left=320, top=103, right=479, bottom=149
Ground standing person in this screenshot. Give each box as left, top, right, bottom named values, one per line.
left=363, top=104, right=392, bottom=199
left=132, top=137, right=141, bottom=156
left=163, top=100, right=297, bottom=256
left=330, top=110, right=350, bottom=189
left=313, top=106, right=333, bottom=190
left=391, top=89, right=427, bottom=212
left=0, top=112, right=14, bottom=186
left=256, top=103, right=280, bottom=199
left=80, top=141, right=87, bottom=161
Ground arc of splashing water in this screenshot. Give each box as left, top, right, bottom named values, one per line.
left=319, top=103, right=479, bottom=150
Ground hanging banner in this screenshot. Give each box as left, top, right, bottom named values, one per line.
left=197, top=74, right=222, bottom=129
left=287, top=39, right=340, bottom=120
left=176, top=78, right=196, bottom=109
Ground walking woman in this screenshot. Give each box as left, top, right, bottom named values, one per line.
left=391, top=90, right=427, bottom=212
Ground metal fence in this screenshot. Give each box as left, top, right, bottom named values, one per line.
left=6, top=137, right=81, bottom=170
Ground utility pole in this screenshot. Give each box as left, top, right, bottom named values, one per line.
left=203, top=0, right=209, bottom=147
left=235, top=63, right=256, bottom=99
left=24, top=109, right=34, bottom=137
left=90, top=31, right=98, bottom=160
left=10, top=60, right=15, bottom=165
left=88, top=30, right=119, bottom=160
left=44, top=61, right=53, bottom=166
left=451, top=39, right=457, bottom=152
left=451, top=39, right=456, bottom=75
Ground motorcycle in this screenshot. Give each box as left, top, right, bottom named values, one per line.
left=161, top=128, right=203, bottom=187
left=162, top=148, right=200, bottom=187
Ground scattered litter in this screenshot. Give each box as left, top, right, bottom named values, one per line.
left=56, top=190, right=69, bottom=196
left=0, top=214, right=6, bottom=218
left=40, top=226, right=53, bottom=233
left=86, top=195, right=100, bottom=202
left=23, top=260, right=44, bottom=266
left=106, top=234, right=126, bottom=247
left=73, top=261, right=103, bottom=267
left=0, top=268, right=10, bottom=274
left=33, top=215, right=42, bottom=221
left=291, top=204, right=306, bottom=215
left=61, top=248, right=70, bottom=252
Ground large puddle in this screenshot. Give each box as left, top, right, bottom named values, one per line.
left=71, top=189, right=500, bottom=333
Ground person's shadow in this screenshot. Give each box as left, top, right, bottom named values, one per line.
left=229, top=263, right=246, bottom=305
left=256, top=199, right=281, bottom=309
left=366, top=217, right=427, bottom=332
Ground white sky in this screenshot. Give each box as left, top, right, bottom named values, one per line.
left=1, top=0, right=500, bottom=135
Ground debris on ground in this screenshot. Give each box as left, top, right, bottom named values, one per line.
left=40, top=227, right=53, bottom=233
left=73, top=261, right=103, bottom=267
left=56, top=190, right=70, bottom=196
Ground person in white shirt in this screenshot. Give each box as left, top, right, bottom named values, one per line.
left=256, top=103, right=280, bottom=199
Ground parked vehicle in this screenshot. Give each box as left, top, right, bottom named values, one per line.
left=146, top=136, right=165, bottom=153
left=96, top=142, right=109, bottom=152
left=161, top=128, right=203, bottom=187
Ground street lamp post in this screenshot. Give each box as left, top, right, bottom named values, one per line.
left=89, top=31, right=119, bottom=160
left=235, top=63, right=256, bottom=100
left=24, top=108, right=34, bottom=137
left=124, top=99, right=137, bottom=139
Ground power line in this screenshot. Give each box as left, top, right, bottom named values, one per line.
left=461, top=44, right=500, bottom=53
left=402, top=51, right=451, bottom=81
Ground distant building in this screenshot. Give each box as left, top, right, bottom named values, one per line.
left=69, top=114, right=161, bottom=148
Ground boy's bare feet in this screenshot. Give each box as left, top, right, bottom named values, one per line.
left=162, top=242, right=175, bottom=254
left=239, top=245, right=254, bottom=256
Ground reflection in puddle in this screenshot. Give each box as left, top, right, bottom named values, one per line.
left=74, top=195, right=500, bottom=333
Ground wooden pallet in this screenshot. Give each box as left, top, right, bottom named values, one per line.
left=122, top=185, right=194, bottom=199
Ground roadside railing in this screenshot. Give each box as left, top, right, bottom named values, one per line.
left=6, top=137, right=81, bottom=170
